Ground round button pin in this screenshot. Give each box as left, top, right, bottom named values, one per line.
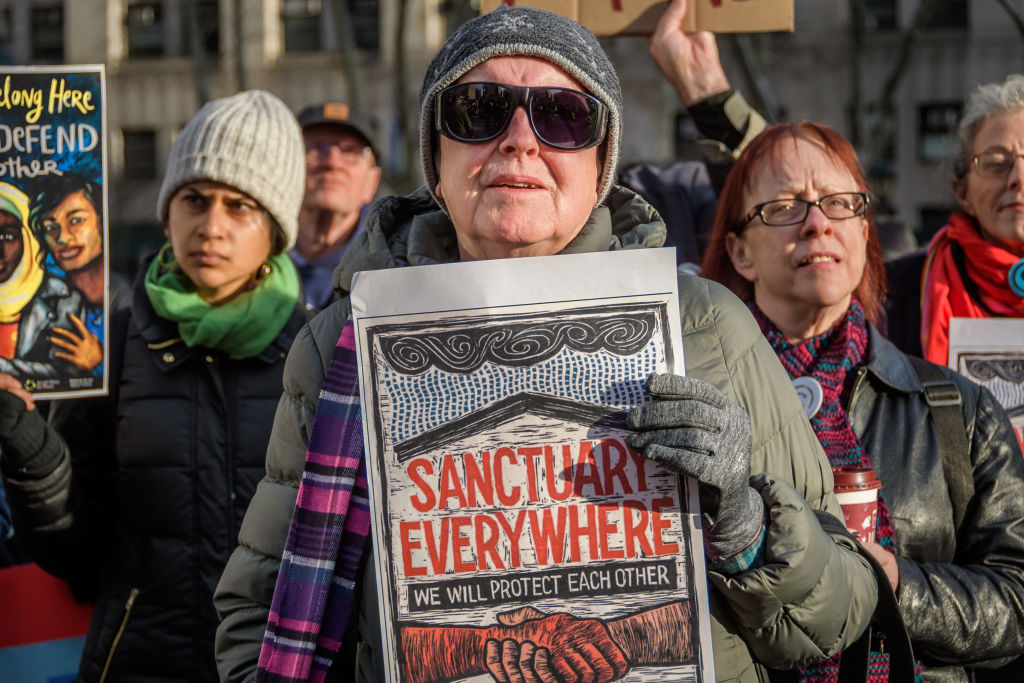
left=792, top=376, right=824, bottom=418
left=1009, top=258, right=1024, bottom=298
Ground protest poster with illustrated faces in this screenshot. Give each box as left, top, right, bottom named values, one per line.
left=0, top=66, right=108, bottom=398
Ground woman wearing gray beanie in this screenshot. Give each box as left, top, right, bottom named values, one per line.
left=216, top=8, right=876, bottom=683
left=0, top=89, right=307, bottom=681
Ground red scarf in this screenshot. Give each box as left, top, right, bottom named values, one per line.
left=921, top=211, right=1024, bottom=364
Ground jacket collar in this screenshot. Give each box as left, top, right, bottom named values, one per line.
left=863, top=324, right=924, bottom=394
left=332, top=184, right=667, bottom=297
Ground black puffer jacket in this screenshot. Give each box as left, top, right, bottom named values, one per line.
left=0, top=267, right=306, bottom=682
left=850, top=327, right=1024, bottom=683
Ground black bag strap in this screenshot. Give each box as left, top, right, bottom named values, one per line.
left=906, top=355, right=974, bottom=534
left=814, top=511, right=917, bottom=683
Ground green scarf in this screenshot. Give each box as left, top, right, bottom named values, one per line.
left=144, top=243, right=299, bottom=359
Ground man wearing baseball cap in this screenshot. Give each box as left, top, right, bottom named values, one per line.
left=292, top=102, right=382, bottom=312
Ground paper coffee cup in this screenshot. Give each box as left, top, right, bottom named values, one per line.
left=832, top=467, right=882, bottom=544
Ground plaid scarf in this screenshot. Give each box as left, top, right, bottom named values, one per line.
left=748, top=300, right=904, bottom=683
left=256, top=319, right=371, bottom=683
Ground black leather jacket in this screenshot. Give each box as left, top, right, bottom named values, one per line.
left=849, top=326, right=1024, bottom=682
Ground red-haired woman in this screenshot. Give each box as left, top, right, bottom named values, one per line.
left=702, top=121, right=1024, bottom=682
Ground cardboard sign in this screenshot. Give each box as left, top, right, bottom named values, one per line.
left=351, top=249, right=716, bottom=682
left=480, top=0, right=794, bottom=36
left=0, top=65, right=109, bottom=399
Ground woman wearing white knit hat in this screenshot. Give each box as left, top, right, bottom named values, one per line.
left=0, top=89, right=307, bottom=681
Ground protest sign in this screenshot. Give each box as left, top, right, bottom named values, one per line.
left=479, top=0, right=794, bottom=36
left=948, top=318, right=1024, bottom=452
left=351, top=249, right=714, bottom=683
left=0, top=65, right=108, bottom=398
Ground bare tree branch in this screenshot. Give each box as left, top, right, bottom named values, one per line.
left=861, top=0, right=942, bottom=175
left=727, top=34, right=782, bottom=123
left=328, top=0, right=363, bottom=110
left=994, top=0, right=1024, bottom=41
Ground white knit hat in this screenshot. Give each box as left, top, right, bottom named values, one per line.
left=157, top=90, right=305, bottom=250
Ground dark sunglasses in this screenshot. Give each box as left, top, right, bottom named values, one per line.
left=435, top=82, right=608, bottom=151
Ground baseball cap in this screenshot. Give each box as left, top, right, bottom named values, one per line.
left=296, top=102, right=378, bottom=159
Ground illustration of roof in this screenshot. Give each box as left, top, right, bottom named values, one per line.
left=393, top=391, right=629, bottom=462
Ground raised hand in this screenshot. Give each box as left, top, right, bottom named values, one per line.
left=649, top=0, right=731, bottom=107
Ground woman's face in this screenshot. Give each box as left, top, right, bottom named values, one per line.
left=435, top=56, right=602, bottom=261
left=0, top=210, right=25, bottom=283
left=955, top=108, right=1024, bottom=254
left=42, top=190, right=103, bottom=272
left=166, top=180, right=273, bottom=305
left=726, top=137, right=868, bottom=335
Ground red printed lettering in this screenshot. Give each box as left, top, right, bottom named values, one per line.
left=450, top=516, right=475, bottom=573
left=464, top=451, right=493, bottom=507
left=400, top=521, right=427, bottom=576
left=545, top=445, right=574, bottom=501
left=597, top=501, right=625, bottom=560
left=494, top=447, right=520, bottom=505
left=422, top=518, right=450, bottom=575
left=622, top=499, right=653, bottom=558
left=573, top=441, right=604, bottom=497
left=494, top=509, right=528, bottom=568
left=651, top=497, right=680, bottom=554
left=407, top=458, right=435, bottom=512
left=529, top=507, right=567, bottom=565
left=568, top=503, right=599, bottom=562
left=519, top=446, right=543, bottom=502
left=475, top=515, right=504, bottom=570
left=438, top=455, right=468, bottom=509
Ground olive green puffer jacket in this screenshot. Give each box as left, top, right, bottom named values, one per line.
left=214, top=186, right=877, bottom=683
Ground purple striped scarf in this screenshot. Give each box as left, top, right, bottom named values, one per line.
left=256, top=319, right=371, bottom=682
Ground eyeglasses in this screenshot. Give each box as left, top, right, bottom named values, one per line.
left=971, top=149, right=1024, bottom=178
left=435, top=82, right=608, bottom=151
left=305, top=140, right=373, bottom=164
left=741, top=192, right=870, bottom=228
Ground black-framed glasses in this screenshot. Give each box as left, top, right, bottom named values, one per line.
left=741, top=192, right=870, bottom=228
left=435, top=82, right=608, bottom=151
left=971, top=149, right=1024, bottom=178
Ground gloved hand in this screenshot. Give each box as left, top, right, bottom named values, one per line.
left=0, top=376, right=51, bottom=477
left=627, top=373, right=764, bottom=565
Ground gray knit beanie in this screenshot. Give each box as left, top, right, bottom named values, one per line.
left=419, top=6, right=623, bottom=213
left=157, top=90, right=305, bottom=251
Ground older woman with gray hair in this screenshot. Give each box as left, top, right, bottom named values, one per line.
left=918, top=74, right=1024, bottom=364
left=214, top=7, right=877, bottom=683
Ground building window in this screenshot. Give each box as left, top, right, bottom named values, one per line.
left=123, top=129, right=158, bottom=179
left=863, top=0, right=897, bottom=31
left=127, top=2, right=165, bottom=58
left=282, top=0, right=322, bottom=52
left=925, top=0, right=967, bottom=30
left=348, top=0, right=379, bottom=51
left=919, top=103, right=962, bottom=163
left=185, top=0, right=220, bottom=58
left=30, top=6, right=64, bottom=62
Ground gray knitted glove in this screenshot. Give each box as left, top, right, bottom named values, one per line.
left=0, top=389, right=54, bottom=478
left=627, top=373, right=765, bottom=565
